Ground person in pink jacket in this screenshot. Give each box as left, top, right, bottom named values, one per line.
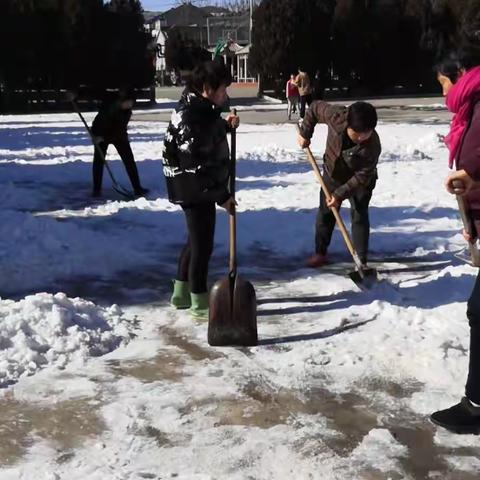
left=286, top=74, right=299, bottom=120
left=431, top=50, right=480, bottom=434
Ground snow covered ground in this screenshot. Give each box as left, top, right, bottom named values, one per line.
left=0, top=108, right=479, bottom=479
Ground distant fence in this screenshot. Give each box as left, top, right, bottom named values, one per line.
left=0, top=86, right=156, bottom=114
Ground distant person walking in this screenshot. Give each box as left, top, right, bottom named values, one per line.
left=295, top=68, right=313, bottom=119
left=286, top=74, right=300, bottom=120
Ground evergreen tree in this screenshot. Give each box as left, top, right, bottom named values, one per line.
left=249, top=0, right=335, bottom=94
left=419, top=0, right=458, bottom=59
left=0, top=0, right=154, bottom=94
left=0, top=0, right=70, bottom=88
left=332, top=0, right=441, bottom=94
left=458, top=0, right=480, bottom=58
left=165, top=27, right=210, bottom=72
left=67, top=0, right=105, bottom=88
left=414, top=0, right=479, bottom=60
left=165, top=29, right=185, bottom=71
left=101, top=0, right=154, bottom=88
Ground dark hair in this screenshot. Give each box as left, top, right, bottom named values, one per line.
left=188, top=59, right=232, bottom=93
left=436, top=50, right=477, bottom=83
left=347, top=102, right=377, bottom=133
left=119, top=86, right=136, bottom=102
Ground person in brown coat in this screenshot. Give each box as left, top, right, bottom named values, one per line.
left=295, top=68, right=313, bottom=119
left=297, top=101, right=381, bottom=268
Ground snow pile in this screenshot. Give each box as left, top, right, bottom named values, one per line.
left=239, top=145, right=303, bottom=164
left=0, top=292, right=134, bottom=386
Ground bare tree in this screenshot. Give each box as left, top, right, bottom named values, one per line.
left=222, top=0, right=261, bottom=14
left=173, top=0, right=260, bottom=13
left=174, top=0, right=210, bottom=6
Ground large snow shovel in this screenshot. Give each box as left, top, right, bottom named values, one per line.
left=453, top=180, right=480, bottom=267
left=300, top=139, right=378, bottom=289
left=208, top=122, right=258, bottom=347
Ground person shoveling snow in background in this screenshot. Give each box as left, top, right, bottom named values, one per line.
left=294, top=67, right=313, bottom=120
left=297, top=101, right=381, bottom=270
left=162, top=59, right=238, bottom=320
left=430, top=50, right=480, bottom=434
left=91, top=88, right=149, bottom=198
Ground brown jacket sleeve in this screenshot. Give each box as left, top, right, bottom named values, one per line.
left=299, top=101, right=338, bottom=139
left=333, top=133, right=381, bottom=200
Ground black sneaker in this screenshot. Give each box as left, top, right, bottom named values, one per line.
left=430, top=397, right=480, bottom=434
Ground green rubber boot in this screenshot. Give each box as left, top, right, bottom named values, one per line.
left=170, top=280, right=191, bottom=309
left=190, top=292, right=209, bottom=320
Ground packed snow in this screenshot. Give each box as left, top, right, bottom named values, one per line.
left=0, top=105, right=479, bottom=479
left=0, top=293, right=134, bottom=386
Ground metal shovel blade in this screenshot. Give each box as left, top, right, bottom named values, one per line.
left=348, top=267, right=378, bottom=290
left=208, top=272, right=258, bottom=347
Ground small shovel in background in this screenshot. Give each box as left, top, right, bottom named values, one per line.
left=208, top=113, right=258, bottom=346
left=299, top=136, right=378, bottom=289
left=453, top=179, right=480, bottom=267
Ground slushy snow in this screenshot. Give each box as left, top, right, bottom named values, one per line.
left=0, top=106, right=479, bottom=479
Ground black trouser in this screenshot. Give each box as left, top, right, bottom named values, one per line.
left=300, top=94, right=313, bottom=119
left=315, top=174, right=375, bottom=264
left=176, top=203, right=216, bottom=294
left=466, top=269, right=480, bottom=404
left=93, top=137, right=142, bottom=193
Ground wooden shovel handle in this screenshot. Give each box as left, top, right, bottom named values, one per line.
left=229, top=111, right=237, bottom=273
left=296, top=126, right=364, bottom=272
left=453, top=180, right=480, bottom=267
left=229, top=208, right=237, bottom=272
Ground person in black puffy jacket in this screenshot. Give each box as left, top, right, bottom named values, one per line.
left=91, top=88, right=148, bottom=198
left=162, top=60, right=239, bottom=319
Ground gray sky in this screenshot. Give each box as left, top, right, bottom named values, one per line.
left=141, top=1, right=180, bottom=11
left=141, top=1, right=209, bottom=12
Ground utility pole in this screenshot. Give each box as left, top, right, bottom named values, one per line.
left=249, top=0, right=253, bottom=44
